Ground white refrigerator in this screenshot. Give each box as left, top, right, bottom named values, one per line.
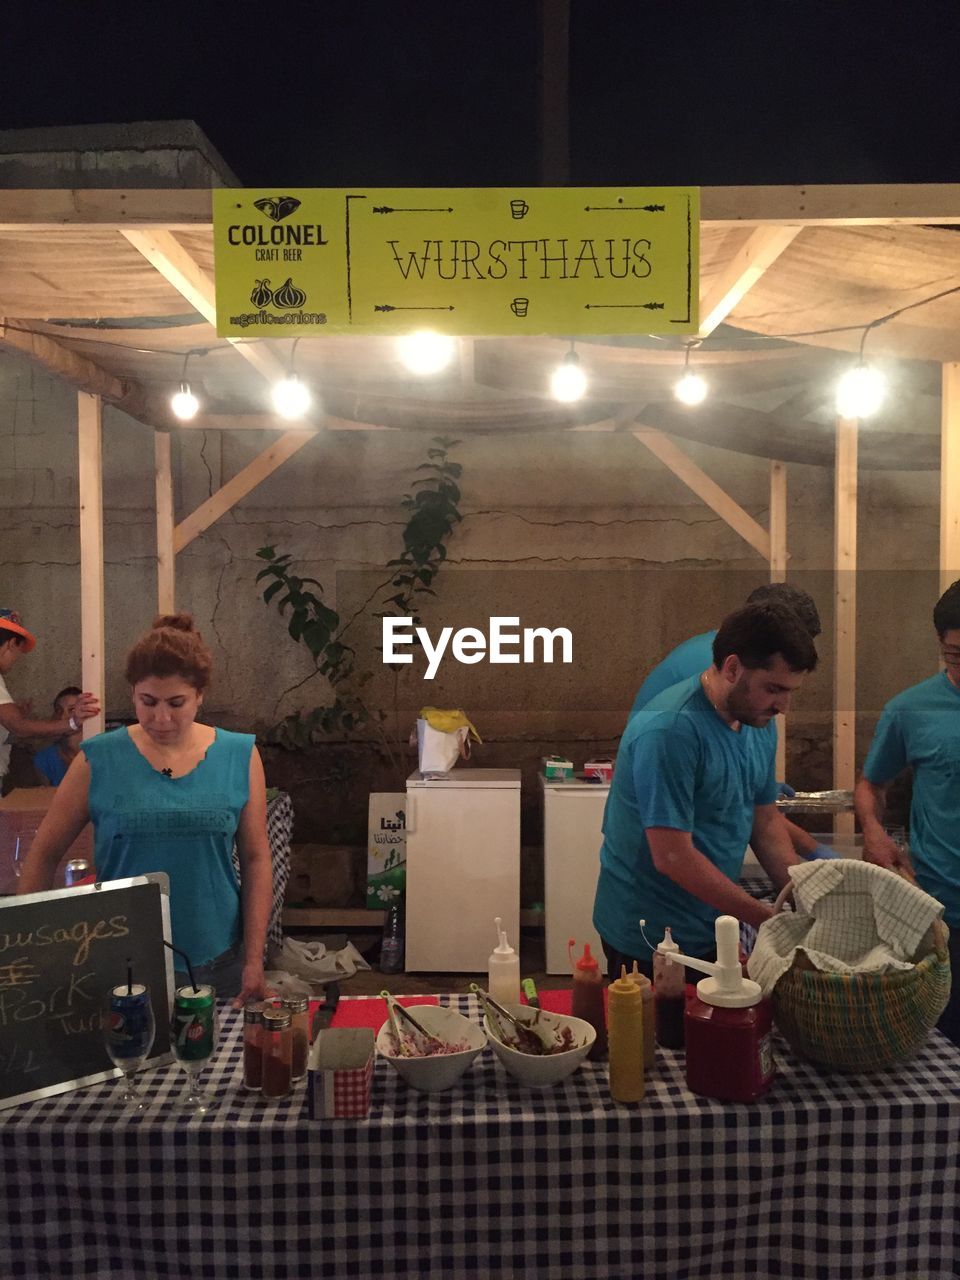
left=541, top=776, right=608, bottom=973
left=404, top=769, right=521, bottom=972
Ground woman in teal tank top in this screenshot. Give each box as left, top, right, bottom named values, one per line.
left=17, top=614, right=273, bottom=1005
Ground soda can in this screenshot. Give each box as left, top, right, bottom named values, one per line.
left=64, top=859, right=91, bottom=887
left=107, top=984, right=154, bottom=1060
left=172, top=984, right=216, bottom=1062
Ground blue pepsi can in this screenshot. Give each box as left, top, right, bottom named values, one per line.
left=107, top=984, right=154, bottom=1061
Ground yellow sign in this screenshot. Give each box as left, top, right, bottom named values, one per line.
left=213, top=187, right=698, bottom=337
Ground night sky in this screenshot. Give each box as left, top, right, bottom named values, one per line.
left=2, top=1, right=960, bottom=187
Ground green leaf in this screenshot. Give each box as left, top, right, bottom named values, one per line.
left=262, top=579, right=285, bottom=605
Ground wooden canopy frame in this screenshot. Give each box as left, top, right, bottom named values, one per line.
left=5, top=185, right=960, bottom=804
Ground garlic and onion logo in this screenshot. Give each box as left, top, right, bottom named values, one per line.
left=253, top=195, right=302, bottom=223
left=249, top=278, right=309, bottom=309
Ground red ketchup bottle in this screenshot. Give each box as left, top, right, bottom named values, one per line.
left=663, top=915, right=775, bottom=1103
left=569, top=939, right=607, bottom=1060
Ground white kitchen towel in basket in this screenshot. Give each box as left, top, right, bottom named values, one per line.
left=747, top=859, right=946, bottom=996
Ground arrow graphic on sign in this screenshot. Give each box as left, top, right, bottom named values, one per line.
left=584, top=302, right=665, bottom=311
left=372, top=206, right=455, bottom=214
left=374, top=305, right=457, bottom=313
left=583, top=204, right=666, bottom=212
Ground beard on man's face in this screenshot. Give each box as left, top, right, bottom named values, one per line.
left=728, top=673, right=778, bottom=727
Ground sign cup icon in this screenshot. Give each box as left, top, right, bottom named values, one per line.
left=510, top=199, right=529, bottom=220
left=510, top=297, right=529, bottom=317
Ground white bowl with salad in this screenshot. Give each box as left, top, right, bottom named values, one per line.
left=376, top=1003, right=487, bottom=1093
left=483, top=1004, right=595, bottom=1088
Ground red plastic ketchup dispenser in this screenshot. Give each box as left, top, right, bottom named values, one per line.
left=662, top=914, right=775, bottom=1103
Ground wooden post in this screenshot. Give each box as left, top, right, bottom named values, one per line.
left=834, top=417, right=858, bottom=836
left=770, top=461, right=788, bottom=779
left=156, top=431, right=175, bottom=614
left=77, top=393, right=105, bottom=737
left=940, top=363, right=960, bottom=596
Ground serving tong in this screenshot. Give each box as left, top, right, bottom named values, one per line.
left=380, top=990, right=445, bottom=1057
left=469, top=983, right=560, bottom=1055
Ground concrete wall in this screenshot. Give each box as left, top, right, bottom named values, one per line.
left=0, top=346, right=944, bottom=831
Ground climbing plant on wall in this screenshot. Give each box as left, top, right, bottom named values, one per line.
left=254, top=435, right=462, bottom=779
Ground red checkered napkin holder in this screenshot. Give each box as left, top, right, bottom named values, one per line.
left=308, top=1028, right=375, bottom=1119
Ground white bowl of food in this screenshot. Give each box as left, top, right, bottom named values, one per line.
left=483, top=1004, right=596, bottom=1088
left=376, top=1003, right=487, bottom=1093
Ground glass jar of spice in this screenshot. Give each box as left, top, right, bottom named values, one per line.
left=282, top=995, right=310, bottom=1081
left=242, top=1001, right=265, bottom=1091
left=261, top=1007, right=293, bottom=1099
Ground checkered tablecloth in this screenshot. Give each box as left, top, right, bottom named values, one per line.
left=3, top=994, right=960, bottom=1280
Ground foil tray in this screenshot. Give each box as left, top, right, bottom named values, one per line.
left=776, top=789, right=855, bottom=814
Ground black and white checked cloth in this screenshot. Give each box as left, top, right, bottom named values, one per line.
left=230, top=790, right=293, bottom=951
left=3, top=993, right=960, bottom=1280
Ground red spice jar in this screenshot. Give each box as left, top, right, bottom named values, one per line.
left=261, top=1007, right=293, bottom=1099
left=282, top=995, right=310, bottom=1082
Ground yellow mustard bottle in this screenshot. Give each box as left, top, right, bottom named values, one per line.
left=607, top=966, right=645, bottom=1103
left=630, top=963, right=656, bottom=1071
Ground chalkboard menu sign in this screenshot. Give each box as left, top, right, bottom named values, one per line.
left=0, top=876, right=174, bottom=1110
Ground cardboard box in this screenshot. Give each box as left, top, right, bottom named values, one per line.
left=366, top=792, right=406, bottom=908
left=307, top=1027, right=375, bottom=1119
left=0, top=788, right=94, bottom=894
left=584, top=758, right=614, bottom=783
left=542, top=755, right=574, bottom=781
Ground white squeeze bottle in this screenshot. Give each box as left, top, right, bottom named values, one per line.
left=488, top=917, right=521, bottom=1005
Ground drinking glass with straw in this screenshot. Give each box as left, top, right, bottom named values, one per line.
left=103, top=958, right=155, bottom=1110
left=165, top=941, right=219, bottom=1113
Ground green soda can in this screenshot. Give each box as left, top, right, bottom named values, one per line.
left=172, top=984, right=216, bottom=1063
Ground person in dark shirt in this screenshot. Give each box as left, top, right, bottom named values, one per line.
left=33, top=686, right=83, bottom=785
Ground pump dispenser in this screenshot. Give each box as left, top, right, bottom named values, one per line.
left=663, top=915, right=775, bottom=1102
left=488, top=918, right=520, bottom=1006
left=652, top=926, right=685, bottom=1049
left=569, top=939, right=606, bottom=1059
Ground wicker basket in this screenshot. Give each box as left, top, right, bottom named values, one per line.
left=771, top=916, right=951, bottom=1072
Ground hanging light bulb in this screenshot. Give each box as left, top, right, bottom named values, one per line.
left=835, top=363, right=886, bottom=419
left=550, top=346, right=587, bottom=402
left=272, top=373, right=312, bottom=420
left=171, top=382, right=200, bottom=421
left=674, top=344, right=708, bottom=406
left=170, top=350, right=202, bottom=420
left=397, top=330, right=457, bottom=375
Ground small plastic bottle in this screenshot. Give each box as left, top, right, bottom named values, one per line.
left=629, top=963, right=656, bottom=1070
left=607, top=965, right=645, bottom=1102
left=380, top=902, right=405, bottom=974
left=242, top=1001, right=264, bottom=1091
left=653, top=926, right=686, bottom=1049
left=569, top=939, right=607, bottom=1060
left=488, top=917, right=521, bottom=1005
left=281, top=995, right=310, bottom=1082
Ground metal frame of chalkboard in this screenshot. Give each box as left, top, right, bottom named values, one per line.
left=0, top=873, right=175, bottom=1110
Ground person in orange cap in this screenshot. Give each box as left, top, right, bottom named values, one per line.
left=0, top=609, right=100, bottom=790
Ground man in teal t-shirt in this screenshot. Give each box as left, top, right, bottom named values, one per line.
left=594, top=603, right=818, bottom=976
left=856, top=578, right=960, bottom=1045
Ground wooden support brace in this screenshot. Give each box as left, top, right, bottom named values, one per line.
left=769, top=460, right=788, bottom=779
left=698, top=226, right=802, bottom=337
left=940, top=363, right=960, bottom=595
left=156, top=432, right=175, bottom=613
left=77, top=394, right=105, bottom=738
left=834, top=417, right=858, bottom=836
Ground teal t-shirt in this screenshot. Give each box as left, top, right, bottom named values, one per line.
left=628, top=630, right=717, bottom=720
left=863, top=671, right=960, bottom=925
left=595, top=674, right=778, bottom=959
left=82, top=727, right=254, bottom=966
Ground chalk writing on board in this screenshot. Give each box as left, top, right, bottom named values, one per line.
left=0, top=913, right=130, bottom=967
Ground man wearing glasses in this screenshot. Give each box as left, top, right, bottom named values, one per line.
left=855, top=579, right=960, bottom=1044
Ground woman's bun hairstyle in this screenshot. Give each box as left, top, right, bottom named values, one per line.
left=126, top=612, right=213, bottom=691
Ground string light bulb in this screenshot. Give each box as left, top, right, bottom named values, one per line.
left=550, top=345, right=587, bottom=402
left=674, top=344, right=708, bottom=406
left=272, top=373, right=312, bottom=420
left=397, top=330, right=457, bottom=375
left=171, top=382, right=199, bottom=421
left=835, top=363, right=886, bottom=419
left=170, top=351, right=201, bottom=420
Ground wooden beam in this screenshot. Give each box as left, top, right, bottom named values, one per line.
left=156, top=431, right=175, bottom=613
left=698, top=226, right=802, bottom=336
left=173, top=431, right=315, bottom=553
left=940, top=363, right=960, bottom=594
left=834, top=416, right=858, bottom=835
left=6, top=185, right=960, bottom=229
left=632, top=427, right=771, bottom=559
left=770, top=460, right=788, bottom=779
left=77, top=394, right=105, bottom=738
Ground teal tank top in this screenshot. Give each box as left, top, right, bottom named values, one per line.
left=82, top=727, right=254, bottom=966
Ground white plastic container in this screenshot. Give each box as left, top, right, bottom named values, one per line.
left=488, top=917, right=521, bottom=1005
